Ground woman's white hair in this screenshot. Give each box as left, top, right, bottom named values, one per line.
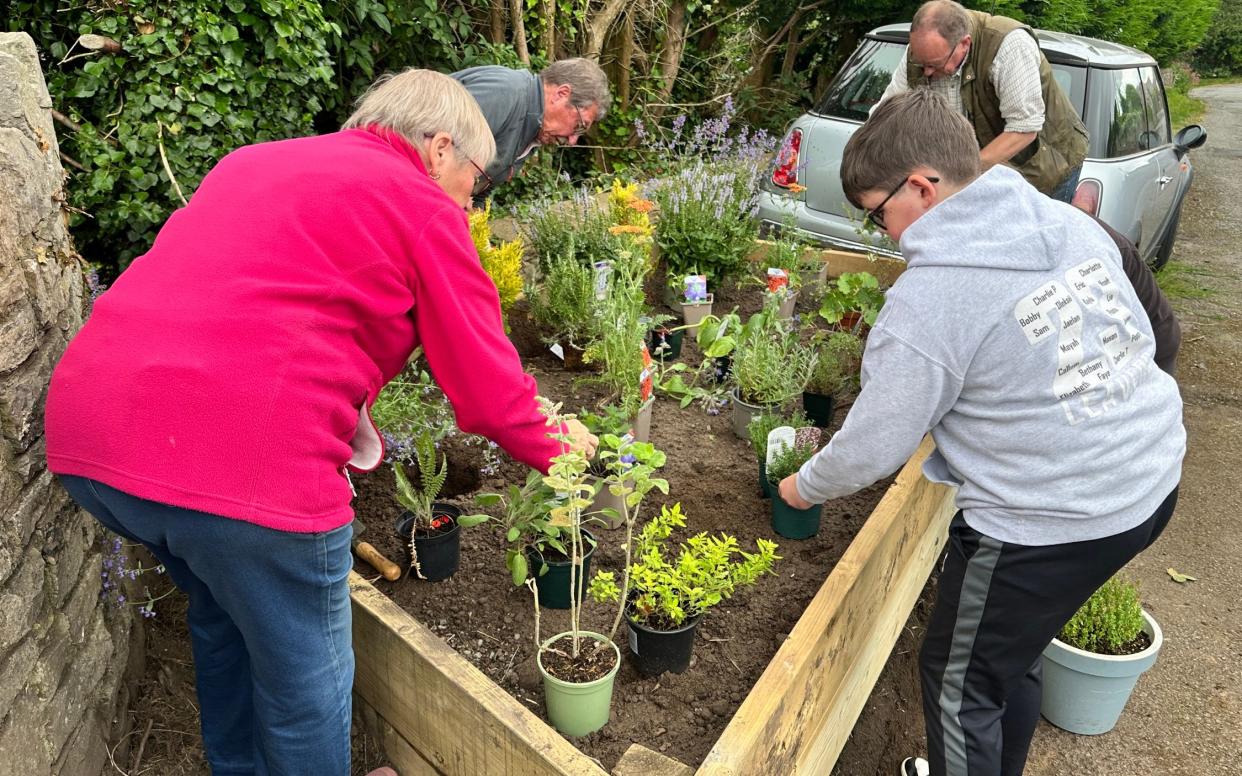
left=343, top=68, right=496, bottom=169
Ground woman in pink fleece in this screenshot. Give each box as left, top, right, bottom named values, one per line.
left=45, top=70, right=596, bottom=776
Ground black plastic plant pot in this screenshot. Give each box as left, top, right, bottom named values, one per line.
left=648, top=327, right=683, bottom=360
left=802, top=391, right=836, bottom=429
left=769, top=497, right=823, bottom=540
left=526, top=529, right=597, bottom=610
left=758, top=457, right=772, bottom=499
left=711, top=356, right=732, bottom=385
left=627, top=611, right=702, bottom=676
left=396, top=502, right=462, bottom=582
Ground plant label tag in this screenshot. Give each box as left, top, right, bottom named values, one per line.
left=766, top=426, right=796, bottom=469
left=549, top=343, right=565, bottom=361
left=766, top=267, right=789, bottom=293
left=593, top=261, right=612, bottom=300
left=794, top=426, right=823, bottom=449
left=639, top=343, right=654, bottom=401
left=684, top=274, right=708, bottom=303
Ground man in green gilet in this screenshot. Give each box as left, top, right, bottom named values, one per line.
left=877, top=0, right=1088, bottom=201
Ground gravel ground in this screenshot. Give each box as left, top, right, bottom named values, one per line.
left=1025, top=83, right=1242, bottom=776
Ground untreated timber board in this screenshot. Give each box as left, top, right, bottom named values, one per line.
left=696, top=437, right=956, bottom=775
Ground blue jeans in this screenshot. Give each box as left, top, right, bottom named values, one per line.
left=60, top=476, right=354, bottom=776
left=1050, top=165, right=1082, bottom=204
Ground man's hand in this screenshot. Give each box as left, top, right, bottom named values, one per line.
left=778, top=474, right=814, bottom=510
left=563, top=418, right=599, bottom=459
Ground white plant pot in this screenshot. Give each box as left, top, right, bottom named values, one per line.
left=1040, top=609, right=1163, bottom=735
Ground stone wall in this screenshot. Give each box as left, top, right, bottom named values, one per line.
left=0, top=32, right=139, bottom=776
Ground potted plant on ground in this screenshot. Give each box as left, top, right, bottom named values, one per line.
left=529, top=402, right=623, bottom=736
left=759, top=220, right=817, bottom=319
left=766, top=434, right=824, bottom=539
left=393, top=432, right=488, bottom=581
left=677, top=274, right=714, bottom=330
left=729, top=303, right=818, bottom=439
left=1041, top=575, right=1164, bottom=735
left=748, top=410, right=811, bottom=498
left=802, top=330, right=863, bottom=428
left=818, top=271, right=885, bottom=335
left=528, top=243, right=599, bottom=370
left=589, top=502, right=780, bottom=676
left=464, top=470, right=597, bottom=610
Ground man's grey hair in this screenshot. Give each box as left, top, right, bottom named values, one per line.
left=911, top=0, right=971, bottom=46
left=343, top=68, right=496, bottom=168
left=840, top=90, right=979, bottom=208
left=541, top=58, right=612, bottom=119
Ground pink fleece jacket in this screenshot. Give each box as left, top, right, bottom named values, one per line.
left=45, top=127, right=562, bottom=532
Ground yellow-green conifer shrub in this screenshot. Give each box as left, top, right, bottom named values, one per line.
left=469, top=203, right=524, bottom=324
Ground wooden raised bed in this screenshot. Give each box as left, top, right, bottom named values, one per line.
left=351, top=436, right=955, bottom=775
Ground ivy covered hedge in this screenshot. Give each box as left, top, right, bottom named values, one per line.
left=10, top=0, right=507, bottom=273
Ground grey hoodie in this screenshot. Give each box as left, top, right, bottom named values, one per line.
left=451, top=66, right=544, bottom=196
left=796, top=166, right=1184, bottom=546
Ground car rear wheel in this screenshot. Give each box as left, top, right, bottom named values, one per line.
left=1151, top=197, right=1184, bottom=272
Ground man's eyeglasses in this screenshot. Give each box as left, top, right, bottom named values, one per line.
left=910, top=39, right=961, bottom=71
left=573, top=105, right=591, bottom=136
left=866, top=176, right=939, bottom=230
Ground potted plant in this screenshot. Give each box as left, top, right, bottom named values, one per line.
left=729, top=304, right=818, bottom=439
left=582, top=259, right=660, bottom=440
left=760, top=221, right=817, bottom=319
left=818, top=271, right=885, bottom=334
left=589, top=502, right=780, bottom=676
left=393, top=433, right=487, bottom=581
left=802, top=330, right=863, bottom=428
left=748, top=410, right=811, bottom=499
left=678, top=274, right=714, bottom=331
left=766, top=435, right=824, bottom=539
left=529, top=402, right=623, bottom=736
left=1041, top=576, right=1164, bottom=735
left=527, top=244, right=599, bottom=370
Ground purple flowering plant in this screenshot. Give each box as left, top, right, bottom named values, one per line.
left=100, top=534, right=170, bottom=619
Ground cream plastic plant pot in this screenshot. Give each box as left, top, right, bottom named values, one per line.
left=681, top=294, right=714, bottom=331
left=1040, top=610, right=1163, bottom=735
left=632, top=397, right=654, bottom=443
left=538, top=631, right=621, bottom=737
left=731, top=388, right=776, bottom=441
left=776, top=290, right=798, bottom=319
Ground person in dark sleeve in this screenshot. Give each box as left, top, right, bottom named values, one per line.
left=1096, top=218, right=1181, bottom=376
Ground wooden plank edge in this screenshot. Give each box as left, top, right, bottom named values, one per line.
left=747, top=240, right=907, bottom=286
left=355, top=693, right=443, bottom=776
left=612, top=743, right=695, bottom=776
left=350, top=574, right=609, bottom=776
left=696, top=438, right=955, bottom=775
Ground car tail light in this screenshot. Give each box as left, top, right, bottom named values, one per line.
left=1071, top=179, right=1101, bottom=216
left=772, top=129, right=802, bottom=189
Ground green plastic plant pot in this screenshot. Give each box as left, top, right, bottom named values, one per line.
left=1040, top=610, right=1163, bottom=735
left=758, top=457, right=772, bottom=499
left=538, top=631, right=621, bottom=737
left=648, top=327, right=683, bottom=360
left=769, top=497, right=822, bottom=540
left=526, top=529, right=596, bottom=610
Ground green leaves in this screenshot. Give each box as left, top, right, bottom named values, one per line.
left=818, top=271, right=885, bottom=327
left=1059, top=576, right=1146, bottom=654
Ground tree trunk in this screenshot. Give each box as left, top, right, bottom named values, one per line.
left=586, top=0, right=628, bottom=60
left=650, top=0, right=689, bottom=121
left=489, top=0, right=505, bottom=45
left=542, top=0, right=555, bottom=61
left=618, top=11, right=634, bottom=108
left=780, top=26, right=800, bottom=81
left=511, top=0, right=530, bottom=65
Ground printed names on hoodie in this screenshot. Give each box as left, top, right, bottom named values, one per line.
left=1013, top=257, right=1149, bottom=426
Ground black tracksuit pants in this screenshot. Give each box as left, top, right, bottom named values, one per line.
left=920, top=487, right=1178, bottom=776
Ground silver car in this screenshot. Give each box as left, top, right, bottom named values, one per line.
left=757, top=23, right=1207, bottom=269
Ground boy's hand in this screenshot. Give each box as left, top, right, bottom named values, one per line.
left=779, top=474, right=814, bottom=510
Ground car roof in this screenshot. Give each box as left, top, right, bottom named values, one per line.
left=868, top=22, right=1156, bottom=69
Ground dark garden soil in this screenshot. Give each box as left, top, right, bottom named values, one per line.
left=350, top=280, right=905, bottom=773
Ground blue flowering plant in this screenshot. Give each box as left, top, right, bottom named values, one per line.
left=645, top=97, right=776, bottom=289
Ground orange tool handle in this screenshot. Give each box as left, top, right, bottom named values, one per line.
left=355, top=541, right=401, bottom=581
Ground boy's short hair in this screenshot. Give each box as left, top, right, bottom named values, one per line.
left=841, top=89, right=980, bottom=208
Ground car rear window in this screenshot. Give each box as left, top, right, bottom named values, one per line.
left=814, top=39, right=906, bottom=121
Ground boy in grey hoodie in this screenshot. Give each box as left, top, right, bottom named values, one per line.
left=776, top=90, right=1184, bottom=776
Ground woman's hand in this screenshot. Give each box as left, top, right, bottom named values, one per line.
left=563, top=418, right=599, bottom=459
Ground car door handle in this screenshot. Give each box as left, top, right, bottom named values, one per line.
left=1158, top=175, right=1173, bottom=187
